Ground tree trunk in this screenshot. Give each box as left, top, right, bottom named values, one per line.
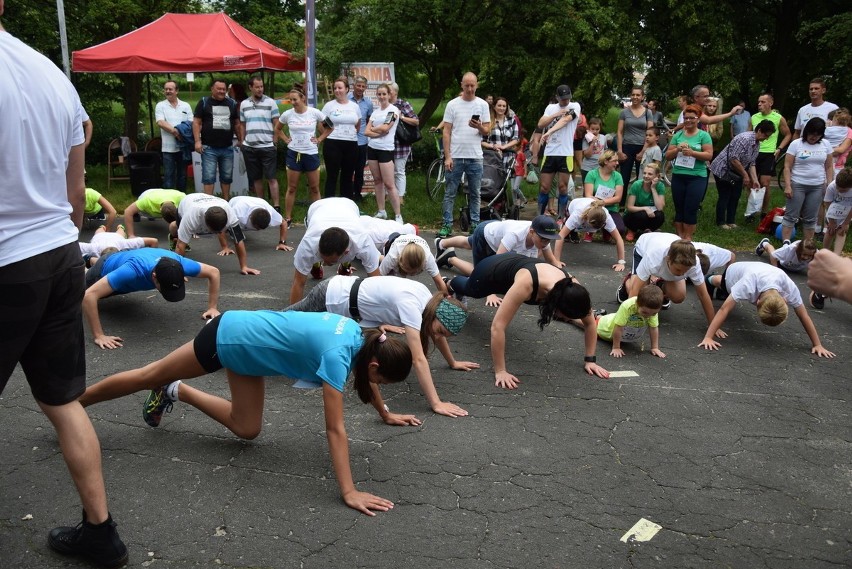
left=769, top=0, right=805, bottom=113
left=122, top=74, right=144, bottom=142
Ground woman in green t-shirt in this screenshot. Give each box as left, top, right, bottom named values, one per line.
left=624, top=163, right=667, bottom=240
left=665, top=104, right=713, bottom=240
left=583, top=150, right=625, bottom=237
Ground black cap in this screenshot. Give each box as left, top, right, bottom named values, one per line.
left=556, top=85, right=572, bottom=100
left=154, top=257, right=186, bottom=302
left=531, top=215, right=559, bottom=239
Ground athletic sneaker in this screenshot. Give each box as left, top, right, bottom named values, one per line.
left=468, top=222, right=478, bottom=235
left=782, top=239, right=791, bottom=246
left=168, top=233, right=177, bottom=251
left=755, top=237, right=770, bottom=257
left=625, top=230, right=636, bottom=242
left=593, top=308, right=607, bottom=318
left=374, top=210, right=387, bottom=219
left=583, top=232, right=593, bottom=243
left=284, top=217, right=293, bottom=229
left=568, top=230, right=580, bottom=244
left=809, top=291, right=826, bottom=310
left=395, top=214, right=404, bottom=224
left=48, top=511, right=128, bottom=569
left=434, top=237, right=446, bottom=257
left=436, top=248, right=457, bottom=269
left=616, top=272, right=632, bottom=303
left=143, top=385, right=175, bottom=427
left=661, top=297, right=672, bottom=310
left=310, top=262, right=324, bottom=280
left=438, top=224, right=452, bottom=238
left=338, top=262, right=354, bottom=276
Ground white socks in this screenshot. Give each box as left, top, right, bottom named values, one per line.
left=165, top=380, right=182, bottom=402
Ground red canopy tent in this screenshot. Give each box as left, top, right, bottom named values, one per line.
left=72, top=12, right=303, bottom=73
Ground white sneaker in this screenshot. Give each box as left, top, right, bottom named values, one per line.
left=395, top=214, right=404, bottom=224
left=374, top=210, right=387, bottom=219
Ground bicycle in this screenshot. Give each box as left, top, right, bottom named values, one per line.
left=425, top=128, right=445, bottom=201
left=774, top=151, right=787, bottom=191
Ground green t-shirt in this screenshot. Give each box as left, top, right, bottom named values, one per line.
left=627, top=179, right=666, bottom=208
left=751, top=110, right=783, bottom=153
left=135, top=189, right=187, bottom=217
left=84, top=188, right=102, bottom=214
left=670, top=129, right=712, bottom=177
left=584, top=168, right=624, bottom=213
left=597, top=296, right=658, bottom=343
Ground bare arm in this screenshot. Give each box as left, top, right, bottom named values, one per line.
left=192, top=117, right=203, bottom=152
left=97, top=196, right=117, bottom=231
left=405, top=326, right=467, bottom=417
left=699, top=295, right=736, bottom=350
left=195, top=263, right=221, bottom=319
left=83, top=279, right=123, bottom=349
left=289, top=270, right=308, bottom=304
left=123, top=202, right=140, bottom=236
left=793, top=305, right=835, bottom=357
left=66, top=144, right=86, bottom=229
left=234, top=240, right=260, bottom=275
left=491, top=280, right=530, bottom=389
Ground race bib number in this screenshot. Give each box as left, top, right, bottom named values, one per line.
left=595, top=185, right=615, bottom=200
left=826, top=202, right=852, bottom=220
left=337, top=125, right=355, bottom=136
left=675, top=153, right=695, bottom=168
left=292, top=134, right=312, bottom=145
left=620, top=326, right=646, bottom=343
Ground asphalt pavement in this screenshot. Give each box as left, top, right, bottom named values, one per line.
left=1, top=213, right=849, bottom=568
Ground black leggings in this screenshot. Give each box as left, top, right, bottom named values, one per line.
left=323, top=139, right=359, bottom=200
left=624, top=210, right=666, bottom=233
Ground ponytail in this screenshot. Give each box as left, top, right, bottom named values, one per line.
left=538, top=278, right=591, bottom=330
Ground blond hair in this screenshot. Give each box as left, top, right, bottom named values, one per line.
left=757, top=290, right=788, bottom=326
left=397, top=242, right=426, bottom=276
left=581, top=201, right=608, bottom=229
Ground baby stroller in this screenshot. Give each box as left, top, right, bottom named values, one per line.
left=459, top=150, right=519, bottom=231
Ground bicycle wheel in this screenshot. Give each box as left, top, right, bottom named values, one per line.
left=774, top=154, right=786, bottom=192
left=426, top=159, right=444, bottom=201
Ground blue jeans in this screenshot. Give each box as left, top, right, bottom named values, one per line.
left=442, top=158, right=483, bottom=226
left=162, top=151, right=186, bottom=191
left=201, top=145, right=234, bottom=185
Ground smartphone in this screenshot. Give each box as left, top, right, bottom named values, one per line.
left=471, top=114, right=480, bottom=122
left=384, top=112, right=396, bottom=124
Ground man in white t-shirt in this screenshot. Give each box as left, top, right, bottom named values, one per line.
left=289, top=198, right=381, bottom=303
left=228, top=195, right=289, bottom=250
left=240, top=75, right=281, bottom=210
left=0, top=4, right=129, bottom=562
left=170, top=193, right=260, bottom=275
left=438, top=72, right=491, bottom=238
left=536, top=85, right=582, bottom=217
left=155, top=80, right=193, bottom=191
left=793, top=77, right=838, bottom=140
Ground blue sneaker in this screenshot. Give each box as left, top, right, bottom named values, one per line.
left=143, top=386, right=174, bottom=427
left=755, top=237, right=770, bottom=257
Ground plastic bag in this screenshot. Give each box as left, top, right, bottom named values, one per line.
left=745, top=187, right=765, bottom=218
left=526, top=167, right=539, bottom=185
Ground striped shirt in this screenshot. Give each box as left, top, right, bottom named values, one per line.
left=239, top=95, right=280, bottom=148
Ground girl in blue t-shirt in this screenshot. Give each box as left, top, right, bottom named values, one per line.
left=79, top=310, right=413, bottom=516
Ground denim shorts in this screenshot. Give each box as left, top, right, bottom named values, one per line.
left=201, top=145, right=234, bottom=185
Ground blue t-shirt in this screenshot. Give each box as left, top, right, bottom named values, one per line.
left=216, top=311, right=364, bottom=392
left=102, top=249, right=201, bottom=294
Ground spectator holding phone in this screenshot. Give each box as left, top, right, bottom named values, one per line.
left=365, top=83, right=403, bottom=223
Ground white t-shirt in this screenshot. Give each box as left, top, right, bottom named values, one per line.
left=359, top=215, right=417, bottom=250
left=794, top=101, right=838, bottom=131
left=280, top=107, right=326, bottom=154
left=228, top=196, right=283, bottom=230
left=770, top=241, right=810, bottom=273
left=542, top=101, right=582, bottom=157
left=321, top=99, right=361, bottom=142
left=79, top=233, right=146, bottom=257
left=634, top=232, right=703, bottom=284
left=724, top=262, right=803, bottom=308
left=155, top=98, right=193, bottom=152
left=565, top=197, right=616, bottom=234
left=483, top=220, right=541, bottom=257
left=367, top=104, right=400, bottom=151
left=443, top=96, right=490, bottom=159
left=176, top=193, right=237, bottom=243
left=380, top=235, right=439, bottom=277
left=691, top=241, right=732, bottom=273
left=295, top=198, right=379, bottom=275
left=0, top=31, right=83, bottom=267
left=325, top=276, right=433, bottom=330
left=823, top=181, right=852, bottom=221
left=787, top=138, right=833, bottom=185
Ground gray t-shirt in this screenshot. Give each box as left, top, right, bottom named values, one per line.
left=619, top=107, right=653, bottom=146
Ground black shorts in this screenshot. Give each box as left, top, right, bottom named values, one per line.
left=84, top=250, right=117, bottom=288
left=573, top=138, right=583, bottom=152
left=193, top=313, right=224, bottom=373
left=0, top=242, right=86, bottom=405
left=242, top=145, right=278, bottom=181
left=755, top=152, right=776, bottom=177
left=367, top=147, right=394, bottom=163
left=540, top=155, right=573, bottom=174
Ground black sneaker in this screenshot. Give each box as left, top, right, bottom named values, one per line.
left=782, top=239, right=791, bottom=246
left=436, top=247, right=456, bottom=269
left=434, top=237, right=446, bottom=257
left=616, top=272, right=632, bottom=303
left=593, top=308, right=607, bottom=318
left=755, top=237, right=770, bottom=257
left=661, top=297, right=672, bottom=310
left=809, top=291, right=826, bottom=310
left=48, top=511, right=128, bottom=568
left=567, top=230, right=580, bottom=244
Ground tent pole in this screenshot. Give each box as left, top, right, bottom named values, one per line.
left=146, top=74, right=155, bottom=141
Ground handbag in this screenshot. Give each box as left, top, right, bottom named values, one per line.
left=719, top=148, right=743, bottom=185
left=395, top=119, right=422, bottom=144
